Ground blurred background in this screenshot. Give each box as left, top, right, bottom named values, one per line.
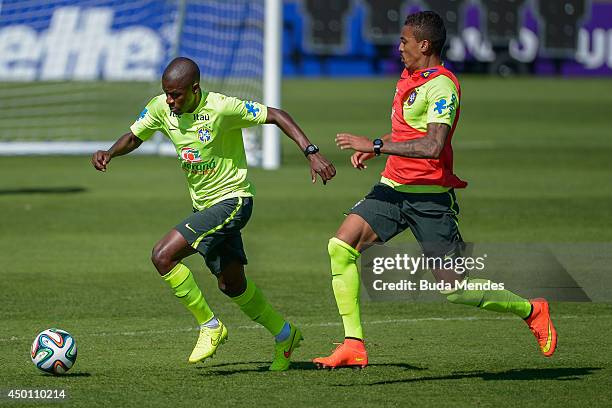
left=0, top=0, right=610, bottom=162
left=286, top=0, right=611, bottom=77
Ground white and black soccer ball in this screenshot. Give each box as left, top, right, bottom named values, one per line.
left=31, top=328, right=77, bottom=375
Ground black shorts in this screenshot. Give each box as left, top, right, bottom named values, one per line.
left=349, top=183, right=463, bottom=257
left=175, top=196, right=253, bottom=275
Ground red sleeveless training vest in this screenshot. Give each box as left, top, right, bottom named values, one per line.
left=381, top=66, right=467, bottom=189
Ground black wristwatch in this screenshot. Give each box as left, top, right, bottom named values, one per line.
left=373, top=138, right=384, bottom=156
left=303, top=144, right=319, bottom=157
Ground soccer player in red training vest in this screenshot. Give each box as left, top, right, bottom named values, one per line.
left=313, top=11, right=557, bottom=368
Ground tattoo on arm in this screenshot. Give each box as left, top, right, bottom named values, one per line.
left=381, top=123, right=449, bottom=158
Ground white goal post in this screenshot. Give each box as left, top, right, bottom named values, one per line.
left=0, top=0, right=282, bottom=169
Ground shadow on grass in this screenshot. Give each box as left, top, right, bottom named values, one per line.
left=197, top=361, right=426, bottom=376
left=40, top=372, right=92, bottom=377
left=334, top=367, right=603, bottom=386
left=0, top=187, right=86, bottom=195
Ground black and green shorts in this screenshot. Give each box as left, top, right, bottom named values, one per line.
left=175, top=196, right=253, bottom=276
left=348, top=183, right=464, bottom=257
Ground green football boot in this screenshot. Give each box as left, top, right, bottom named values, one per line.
left=269, top=324, right=303, bottom=371
left=188, top=320, right=228, bottom=363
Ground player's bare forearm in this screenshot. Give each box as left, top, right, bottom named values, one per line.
left=91, top=131, right=142, bottom=172
left=381, top=123, right=449, bottom=158
left=337, top=125, right=448, bottom=159
left=265, top=107, right=336, bottom=184
left=265, top=107, right=312, bottom=150
left=108, top=132, right=143, bottom=158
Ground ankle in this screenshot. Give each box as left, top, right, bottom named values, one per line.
left=201, top=316, right=220, bottom=329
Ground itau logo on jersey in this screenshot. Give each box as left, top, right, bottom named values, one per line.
left=181, top=147, right=202, bottom=163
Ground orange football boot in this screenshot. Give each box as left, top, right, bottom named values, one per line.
left=525, top=298, right=558, bottom=357
left=313, top=338, right=368, bottom=369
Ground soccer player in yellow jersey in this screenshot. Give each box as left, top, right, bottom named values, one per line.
left=92, top=57, right=336, bottom=371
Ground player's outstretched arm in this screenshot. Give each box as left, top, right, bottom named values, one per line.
left=265, top=107, right=336, bottom=184
left=336, top=124, right=448, bottom=159
left=91, top=131, right=143, bottom=172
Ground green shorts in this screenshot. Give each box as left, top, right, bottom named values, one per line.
left=348, top=183, right=463, bottom=257
left=175, top=196, right=253, bottom=275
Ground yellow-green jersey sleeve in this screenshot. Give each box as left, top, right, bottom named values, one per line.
left=217, top=95, right=268, bottom=130
left=129, top=96, right=165, bottom=141
left=426, top=75, right=459, bottom=127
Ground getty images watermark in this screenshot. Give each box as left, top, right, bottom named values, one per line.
left=360, top=243, right=605, bottom=302
left=371, top=251, right=498, bottom=292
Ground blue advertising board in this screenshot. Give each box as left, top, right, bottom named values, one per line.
left=0, top=0, right=610, bottom=80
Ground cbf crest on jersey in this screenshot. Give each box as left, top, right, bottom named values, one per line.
left=407, top=90, right=417, bottom=106
left=198, top=127, right=212, bottom=143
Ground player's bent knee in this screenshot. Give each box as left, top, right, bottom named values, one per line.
left=151, top=244, right=174, bottom=274
left=217, top=276, right=246, bottom=297
left=327, top=238, right=340, bottom=257
left=328, top=237, right=360, bottom=265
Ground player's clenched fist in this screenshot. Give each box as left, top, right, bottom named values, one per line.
left=91, top=150, right=112, bottom=172
left=308, top=154, right=336, bottom=185
left=351, top=151, right=375, bottom=170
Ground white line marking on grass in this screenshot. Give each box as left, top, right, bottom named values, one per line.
left=0, top=314, right=588, bottom=343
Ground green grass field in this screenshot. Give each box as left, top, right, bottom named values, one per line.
left=1, top=78, right=611, bottom=407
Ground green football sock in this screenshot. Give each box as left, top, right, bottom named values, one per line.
left=445, top=277, right=532, bottom=318
left=163, top=263, right=215, bottom=325
left=232, top=278, right=286, bottom=336
left=328, top=237, right=363, bottom=339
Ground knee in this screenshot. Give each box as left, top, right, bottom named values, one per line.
left=328, top=237, right=345, bottom=258
left=217, top=275, right=246, bottom=297
left=328, top=237, right=359, bottom=262
left=151, top=243, right=173, bottom=274
left=327, top=238, right=338, bottom=257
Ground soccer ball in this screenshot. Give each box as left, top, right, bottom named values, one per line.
left=31, top=328, right=77, bottom=375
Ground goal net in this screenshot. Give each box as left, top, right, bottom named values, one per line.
left=0, top=0, right=280, bottom=167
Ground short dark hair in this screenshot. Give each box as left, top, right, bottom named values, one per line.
left=404, top=11, right=446, bottom=56
left=162, top=57, right=200, bottom=86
